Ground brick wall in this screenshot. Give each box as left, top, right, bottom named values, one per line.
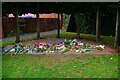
left=2, top=18, right=62, bottom=38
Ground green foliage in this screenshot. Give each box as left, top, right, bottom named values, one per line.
left=79, top=12, right=96, bottom=35
left=100, top=8, right=116, bottom=36
left=65, top=5, right=117, bottom=36
left=63, top=14, right=71, bottom=30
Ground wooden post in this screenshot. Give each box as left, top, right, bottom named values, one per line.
left=60, top=13, right=63, bottom=29
left=76, top=13, right=80, bottom=38
left=15, top=5, right=20, bottom=43
left=96, top=7, right=101, bottom=42
left=0, top=20, right=2, bottom=39
left=57, top=13, right=60, bottom=38
left=37, top=3, right=40, bottom=39
left=115, top=8, right=120, bottom=48
left=0, top=1, right=2, bottom=39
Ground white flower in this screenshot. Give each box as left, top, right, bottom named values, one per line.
left=99, top=45, right=105, bottom=49
left=78, top=43, right=84, bottom=46
left=9, top=48, right=15, bottom=52
left=51, top=51, right=54, bottom=53
left=58, top=45, right=65, bottom=50
left=76, top=50, right=79, bottom=52
left=80, top=51, right=82, bottom=53
left=72, top=39, right=77, bottom=42
left=39, top=46, right=43, bottom=48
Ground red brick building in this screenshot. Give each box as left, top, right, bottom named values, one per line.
left=2, top=13, right=63, bottom=38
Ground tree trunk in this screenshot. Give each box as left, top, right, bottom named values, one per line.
left=60, top=13, right=63, bottom=29
left=37, top=3, right=40, bottom=39
left=75, top=13, right=80, bottom=38
left=96, top=7, right=101, bottom=42
left=115, top=8, right=120, bottom=48
left=15, top=6, right=20, bottom=43
left=67, top=13, right=76, bottom=32
left=0, top=2, right=2, bottom=38
left=57, top=13, right=60, bottom=38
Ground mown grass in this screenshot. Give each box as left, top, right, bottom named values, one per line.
left=2, top=54, right=118, bottom=78
left=0, top=56, right=2, bottom=79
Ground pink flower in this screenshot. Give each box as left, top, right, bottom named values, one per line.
left=38, top=42, right=43, bottom=48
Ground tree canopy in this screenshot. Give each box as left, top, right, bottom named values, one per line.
left=2, top=2, right=120, bottom=16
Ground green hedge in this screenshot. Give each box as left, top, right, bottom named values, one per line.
left=64, top=7, right=116, bottom=36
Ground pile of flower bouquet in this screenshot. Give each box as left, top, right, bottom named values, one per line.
left=3, top=38, right=105, bottom=54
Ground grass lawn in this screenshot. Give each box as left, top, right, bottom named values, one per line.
left=2, top=54, right=119, bottom=78
left=2, top=31, right=119, bottom=78
left=0, top=56, right=2, bottom=79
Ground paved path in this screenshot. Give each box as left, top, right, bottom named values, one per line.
left=1, top=29, right=63, bottom=42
